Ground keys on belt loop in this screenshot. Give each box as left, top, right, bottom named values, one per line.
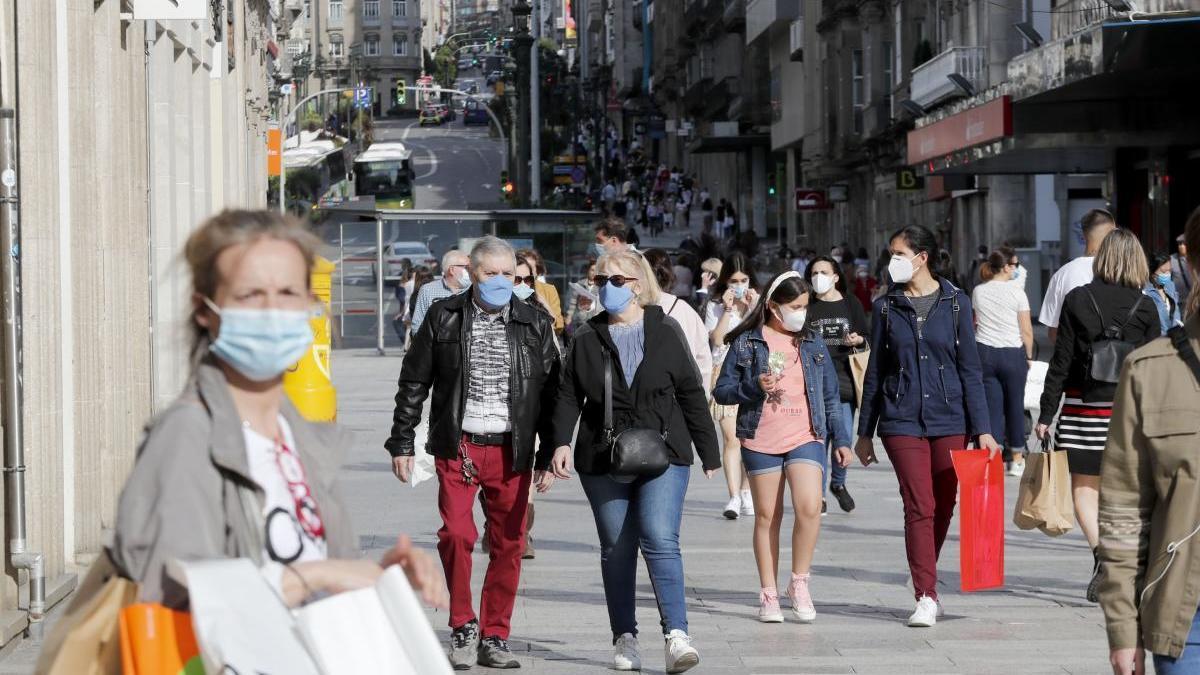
left=459, top=441, right=479, bottom=486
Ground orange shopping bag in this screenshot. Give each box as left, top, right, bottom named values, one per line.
left=118, top=604, right=203, bottom=675
left=951, top=449, right=1005, bottom=592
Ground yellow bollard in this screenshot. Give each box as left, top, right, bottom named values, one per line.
left=285, top=256, right=338, bottom=422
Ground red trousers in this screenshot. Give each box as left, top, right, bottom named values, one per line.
left=435, top=436, right=531, bottom=639
left=882, top=434, right=967, bottom=601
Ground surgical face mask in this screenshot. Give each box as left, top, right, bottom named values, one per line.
left=776, top=306, right=808, bottom=332
left=599, top=281, right=635, bottom=314
left=455, top=268, right=471, bottom=288
left=730, top=282, right=749, bottom=299
left=513, top=283, right=536, bottom=301
left=590, top=242, right=606, bottom=258
left=812, top=274, right=835, bottom=295
left=831, top=255, right=843, bottom=264
left=1010, top=266, right=1024, bottom=282
left=536, top=274, right=547, bottom=284
left=476, top=274, right=514, bottom=309
left=204, top=298, right=314, bottom=382
left=888, top=255, right=918, bottom=284
left=1156, top=272, right=1172, bottom=286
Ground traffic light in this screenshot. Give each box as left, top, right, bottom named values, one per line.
left=500, top=171, right=514, bottom=199
left=396, top=79, right=407, bottom=106
left=767, top=172, right=777, bottom=196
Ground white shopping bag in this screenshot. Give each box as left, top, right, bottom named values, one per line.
left=297, top=566, right=452, bottom=675
left=411, top=449, right=437, bottom=487
left=181, top=559, right=321, bottom=675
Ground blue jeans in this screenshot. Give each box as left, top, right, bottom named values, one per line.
left=579, top=464, right=690, bottom=640
left=978, top=344, right=1028, bottom=452
left=1156, top=607, right=1200, bottom=674
left=825, top=401, right=854, bottom=489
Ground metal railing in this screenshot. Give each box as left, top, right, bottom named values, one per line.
left=909, top=46, right=986, bottom=109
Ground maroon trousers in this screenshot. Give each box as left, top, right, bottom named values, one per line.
left=435, top=437, right=531, bottom=639
left=882, top=434, right=967, bottom=601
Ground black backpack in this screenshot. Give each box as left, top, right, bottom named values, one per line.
left=1082, top=287, right=1145, bottom=385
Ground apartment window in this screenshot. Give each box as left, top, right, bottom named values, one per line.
left=393, top=0, right=406, bottom=16
left=882, top=41, right=894, bottom=119
left=364, top=1, right=380, bottom=19
left=305, top=1, right=311, bottom=18
left=365, top=36, right=380, bottom=56
left=394, top=34, right=408, bottom=56
left=851, top=49, right=864, bottom=134
left=329, top=41, right=343, bottom=58
left=329, top=0, right=342, bottom=20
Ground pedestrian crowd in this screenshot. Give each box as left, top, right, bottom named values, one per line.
left=40, top=203, right=1200, bottom=675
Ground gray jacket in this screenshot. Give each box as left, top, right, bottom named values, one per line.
left=110, top=361, right=358, bottom=608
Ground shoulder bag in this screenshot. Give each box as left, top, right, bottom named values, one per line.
left=1083, top=288, right=1145, bottom=385
left=602, top=348, right=670, bottom=483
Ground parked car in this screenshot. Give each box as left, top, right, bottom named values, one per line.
left=419, top=107, right=442, bottom=126
left=463, top=101, right=489, bottom=126
left=370, top=241, right=437, bottom=285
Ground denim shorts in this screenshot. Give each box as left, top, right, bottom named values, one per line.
left=741, top=440, right=826, bottom=477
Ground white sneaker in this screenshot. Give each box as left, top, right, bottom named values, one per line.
left=936, top=598, right=945, bottom=618
left=1007, top=461, right=1025, bottom=477
left=907, top=596, right=939, bottom=627
left=722, top=495, right=740, bottom=520
left=739, top=490, right=755, bottom=517
left=664, top=630, right=700, bottom=673
left=613, top=633, right=641, bottom=671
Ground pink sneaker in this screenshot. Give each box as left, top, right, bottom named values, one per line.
left=758, top=588, right=783, bottom=623
left=787, top=573, right=817, bottom=623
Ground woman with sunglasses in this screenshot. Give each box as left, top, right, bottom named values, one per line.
left=712, top=272, right=852, bottom=624
left=971, top=248, right=1033, bottom=476
left=855, top=225, right=999, bottom=628
left=108, top=210, right=447, bottom=611
left=544, top=249, right=720, bottom=673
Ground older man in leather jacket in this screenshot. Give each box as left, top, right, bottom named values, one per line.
left=386, top=236, right=560, bottom=670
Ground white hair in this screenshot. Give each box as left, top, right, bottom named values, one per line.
left=469, top=236, right=516, bottom=269
left=442, top=248, right=468, bottom=270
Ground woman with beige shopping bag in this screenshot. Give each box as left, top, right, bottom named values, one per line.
left=37, top=210, right=446, bottom=674
left=1012, top=437, right=1074, bottom=536
left=803, top=255, right=868, bottom=513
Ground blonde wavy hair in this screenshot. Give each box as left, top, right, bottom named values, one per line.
left=1092, top=228, right=1148, bottom=291
left=597, top=249, right=661, bottom=307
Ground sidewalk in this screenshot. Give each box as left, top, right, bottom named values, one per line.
left=337, top=349, right=1107, bottom=674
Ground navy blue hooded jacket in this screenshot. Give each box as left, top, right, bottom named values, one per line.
left=857, top=278, right=992, bottom=439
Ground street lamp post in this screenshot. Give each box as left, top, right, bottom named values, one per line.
left=529, top=0, right=541, bottom=205
left=511, top=1, right=532, bottom=206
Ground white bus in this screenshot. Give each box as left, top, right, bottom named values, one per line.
left=283, top=138, right=349, bottom=208
left=352, top=142, right=416, bottom=209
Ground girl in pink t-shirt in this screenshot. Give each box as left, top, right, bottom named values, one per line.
left=712, top=272, right=854, bottom=625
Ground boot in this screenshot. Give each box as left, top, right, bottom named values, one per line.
left=522, top=503, right=536, bottom=560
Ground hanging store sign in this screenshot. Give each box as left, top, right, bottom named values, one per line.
left=906, top=96, right=1013, bottom=166
left=795, top=188, right=830, bottom=211
left=896, top=167, right=924, bottom=191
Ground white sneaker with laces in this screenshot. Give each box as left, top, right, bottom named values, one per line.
left=664, top=630, right=700, bottom=673
left=613, top=633, right=641, bottom=671
left=1007, top=461, right=1025, bottom=477
left=722, top=495, right=740, bottom=520
left=907, top=596, right=939, bottom=627
left=740, top=490, right=755, bottom=517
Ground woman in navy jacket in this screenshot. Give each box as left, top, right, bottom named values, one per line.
left=853, top=226, right=1000, bottom=628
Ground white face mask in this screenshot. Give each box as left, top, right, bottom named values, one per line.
left=455, top=268, right=471, bottom=288
left=812, top=274, right=835, bottom=295
left=776, top=306, right=808, bottom=332
left=888, top=255, right=918, bottom=284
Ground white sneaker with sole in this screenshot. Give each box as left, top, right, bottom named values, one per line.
left=722, top=495, right=740, bottom=520
left=907, top=596, right=939, bottom=627
left=1007, top=461, right=1024, bottom=477
left=664, top=630, right=700, bottom=673
left=740, top=490, right=755, bottom=517
left=613, top=633, right=641, bottom=671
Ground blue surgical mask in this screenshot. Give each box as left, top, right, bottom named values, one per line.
left=204, top=298, right=314, bottom=382
left=590, top=242, right=606, bottom=258
left=731, top=283, right=748, bottom=299
left=513, top=283, right=536, bottom=300
left=1156, top=273, right=1172, bottom=286
left=476, top=274, right=514, bottom=309
left=599, top=281, right=635, bottom=314
left=1010, top=266, right=1023, bottom=282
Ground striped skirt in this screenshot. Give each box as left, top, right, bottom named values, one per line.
left=1055, top=390, right=1112, bottom=475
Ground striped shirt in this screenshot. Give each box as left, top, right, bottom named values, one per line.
left=461, top=302, right=512, bottom=434
left=410, top=279, right=466, bottom=333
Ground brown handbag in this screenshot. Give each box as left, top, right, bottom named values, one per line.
left=35, top=549, right=136, bottom=675
left=1012, top=438, right=1075, bottom=537
left=848, top=347, right=871, bottom=408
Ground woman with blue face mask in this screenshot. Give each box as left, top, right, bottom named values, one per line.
left=1145, top=251, right=1183, bottom=334
left=107, top=210, right=447, bottom=612
left=705, top=252, right=760, bottom=520
left=544, top=249, right=721, bottom=673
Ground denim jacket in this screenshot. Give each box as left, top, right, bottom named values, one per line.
left=857, top=279, right=991, bottom=439
left=1144, top=280, right=1182, bottom=335
left=712, top=327, right=852, bottom=448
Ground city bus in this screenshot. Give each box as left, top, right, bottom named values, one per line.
left=283, top=139, right=350, bottom=208
left=352, top=142, right=416, bottom=209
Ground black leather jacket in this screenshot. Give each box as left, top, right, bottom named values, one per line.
left=385, top=291, right=561, bottom=472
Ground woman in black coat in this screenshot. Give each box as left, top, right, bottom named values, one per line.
left=540, top=249, right=719, bottom=674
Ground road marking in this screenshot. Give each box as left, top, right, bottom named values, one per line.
left=415, top=146, right=438, bottom=180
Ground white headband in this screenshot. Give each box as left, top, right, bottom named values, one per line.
left=764, top=271, right=803, bottom=303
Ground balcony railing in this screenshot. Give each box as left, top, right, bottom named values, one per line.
left=746, top=0, right=799, bottom=44
left=788, top=17, right=803, bottom=61
left=909, top=46, right=986, bottom=109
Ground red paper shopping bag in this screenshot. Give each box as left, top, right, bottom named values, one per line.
left=951, top=449, right=1005, bottom=592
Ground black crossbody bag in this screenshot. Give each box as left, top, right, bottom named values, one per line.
left=1082, top=288, right=1145, bottom=385
left=602, top=348, right=670, bottom=483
